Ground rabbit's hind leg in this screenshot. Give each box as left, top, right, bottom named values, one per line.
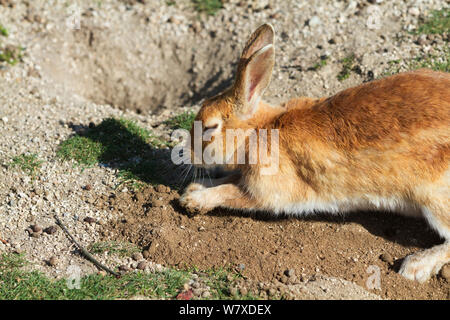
left=399, top=199, right=450, bottom=282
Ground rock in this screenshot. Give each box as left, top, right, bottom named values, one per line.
left=31, top=225, right=42, bottom=233
left=44, top=225, right=58, bottom=235
left=284, top=269, right=295, bottom=278
left=118, top=265, right=131, bottom=272
left=155, top=184, right=170, bottom=193
left=137, top=261, right=147, bottom=270
left=201, top=290, right=211, bottom=298
left=308, top=16, right=321, bottom=27
left=380, top=253, right=394, bottom=265
left=83, top=217, right=96, bottom=224
left=132, top=252, right=143, bottom=261
left=192, top=288, right=203, bottom=296
left=142, top=250, right=150, bottom=259
left=240, top=287, right=248, bottom=296
left=440, top=264, right=450, bottom=281
left=83, top=184, right=92, bottom=191
left=268, top=288, right=277, bottom=297
left=408, top=7, right=420, bottom=16
left=280, top=275, right=289, bottom=284
left=417, top=34, right=428, bottom=46
left=31, top=232, right=41, bottom=238
left=151, top=198, right=164, bottom=207
left=191, top=281, right=200, bottom=289
left=229, top=287, right=239, bottom=297
left=48, top=256, right=58, bottom=267
left=176, top=289, right=193, bottom=300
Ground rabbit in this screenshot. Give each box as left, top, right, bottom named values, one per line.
left=179, top=23, right=450, bottom=283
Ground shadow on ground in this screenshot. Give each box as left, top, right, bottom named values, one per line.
left=58, top=118, right=188, bottom=190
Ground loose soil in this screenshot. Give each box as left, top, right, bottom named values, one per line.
left=101, top=184, right=450, bottom=300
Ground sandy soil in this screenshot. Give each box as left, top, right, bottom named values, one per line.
left=0, top=0, right=449, bottom=300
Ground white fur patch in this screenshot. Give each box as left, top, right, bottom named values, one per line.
left=269, top=195, right=422, bottom=218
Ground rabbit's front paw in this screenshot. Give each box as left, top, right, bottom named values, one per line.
left=179, top=185, right=220, bottom=215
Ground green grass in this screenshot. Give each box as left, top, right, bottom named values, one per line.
left=415, top=8, right=449, bottom=35
left=0, top=253, right=189, bottom=300
left=88, top=241, right=140, bottom=257
left=383, top=47, right=449, bottom=76
left=198, top=267, right=258, bottom=300
left=192, top=0, right=223, bottom=16
left=310, top=56, right=328, bottom=71
left=337, top=54, right=356, bottom=81
left=0, top=253, right=257, bottom=300
left=0, top=25, right=8, bottom=37
left=0, top=45, right=23, bottom=66
left=57, top=117, right=174, bottom=189
left=164, top=111, right=196, bottom=131
left=9, top=153, right=43, bottom=179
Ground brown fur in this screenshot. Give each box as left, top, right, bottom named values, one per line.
left=180, top=24, right=450, bottom=283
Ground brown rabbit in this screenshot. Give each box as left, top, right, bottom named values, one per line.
left=179, top=24, right=450, bottom=283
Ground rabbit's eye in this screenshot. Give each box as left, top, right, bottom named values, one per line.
left=204, top=123, right=219, bottom=131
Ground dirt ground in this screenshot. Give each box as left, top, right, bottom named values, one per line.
left=100, top=184, right=449, bottom=300
left=0, top=0, right=449, bottom=300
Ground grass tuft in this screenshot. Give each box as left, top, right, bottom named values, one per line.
left=88, top=241, right=140, bottom=257
left=0, top=253, right=257, bottom=300
left=0, top=45, right=23, bottom=66
left=57, top=117, right=176, bottom=190
left=192, top=0, right=223, bottom=16
left=0, top=25, right=8, bottom=37
left=10, top=153, right=43, bottom=179
left=310, top=55, right=328, bottom=71
left=164, top=111, right=196, bottom=131
left=337, top=54, right=357, bottom=81
left=415, top=8, right=449, bottom=35
left=383, top=47, right=449, bottom=76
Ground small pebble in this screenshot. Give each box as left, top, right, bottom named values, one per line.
left=268, top=288, right=277, bottom=297
left=48, top=256, right=58, bottom=267
left=84, top=184, right=92, bottom=191
left=380, top=253, right=394, bottom=265
left=201, top=291, right=211, bottom=298
left=142, top=250, right=150, bottom=259
left=137, top=261, right=147, bottom=270
left=44, top=225, right=58, bottom=235
left=440, top=264, right=450, bottom=281
left=31, top=232, right=41, bottom=238
left=31, top=225, right=42, bottom=233
left=83, top=217, right=96, bottom=224
left=132, top=252, right=143, bottom=261
left=155, top=184, right=170, bottom=193
left=118, top=265, right=131, bottom=272
left=192, top=288, right=203, bottom=296
left=229, top=287, right=238, bottom=297
left=284, top=269, right=295, bottom=278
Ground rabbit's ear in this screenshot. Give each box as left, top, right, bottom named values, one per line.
left=241, top=24, right=274, bottom=60
left=234, top=43, right=275, bottom=119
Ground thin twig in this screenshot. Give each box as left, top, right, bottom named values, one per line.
left=54, top=214, right=120, bottom=277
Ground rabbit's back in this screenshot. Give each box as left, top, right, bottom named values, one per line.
left=269, top=69, right=449, bottom=209
left=277, top=69, right=449, bottom=152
